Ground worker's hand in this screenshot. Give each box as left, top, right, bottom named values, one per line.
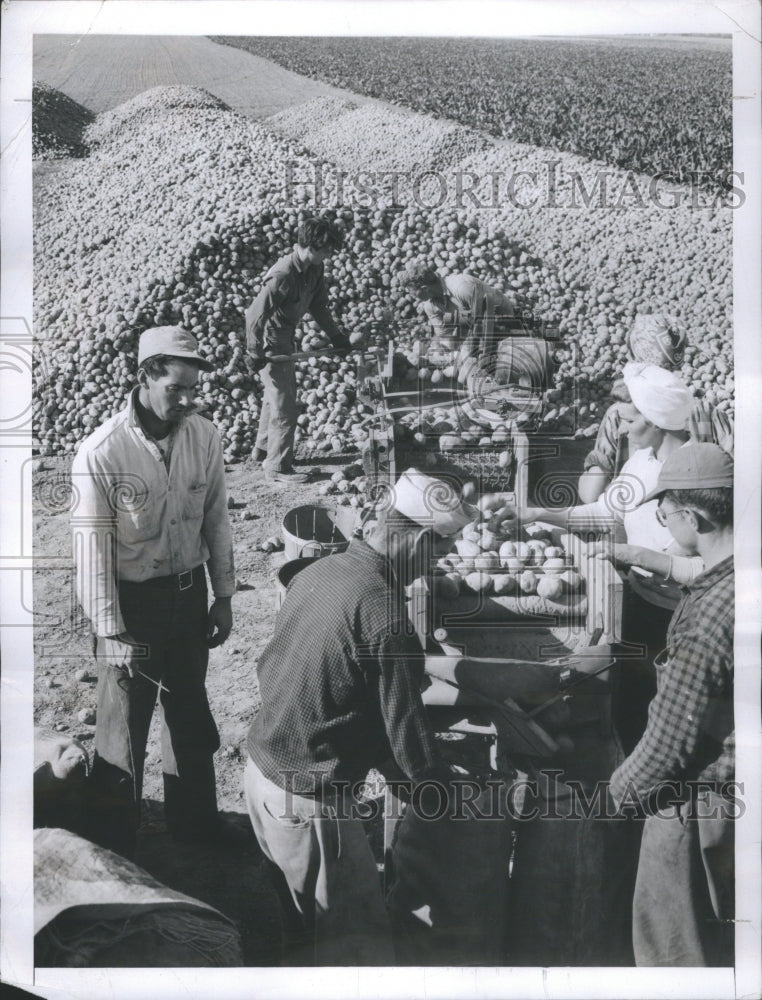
left=245, top=353, right=267, bottom=375
left=588, top=542, right=638, bottom=568
left=207, top=597, right=233, bottom=648
left=100, top=632, right=144, bottom=677
left=483, top=498, right=520, bottom=536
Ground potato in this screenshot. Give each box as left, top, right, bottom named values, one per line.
left=474, top=552, right=500, bottom=571
left=518, top=570, right=538, bottom=594
left=478, top=527, right=499, bottom=551
left=537, top=575, right=564, bottom=600
left=501, top=556, right=523, bottom=574
left=492, top=573, right=517, bottom=595
left=455, top=538, right=480, bottom=558
left=543, top=557, right=566, bottom=575
left=514, top=542, right=531, bottom=565
left=464, top=571, right=493, bottom=593
left=499, top=540, right=517, bottom=560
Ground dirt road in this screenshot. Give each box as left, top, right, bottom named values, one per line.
left=33, top=34, right=370, bottom=118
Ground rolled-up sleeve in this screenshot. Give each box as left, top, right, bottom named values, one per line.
left=70, top=447, right=124, bottom=637
left=609, top=634, right=732, bottom=807
left=202, top=431, right=236, bottom=598
left=584, top=403, right=622, bottom=473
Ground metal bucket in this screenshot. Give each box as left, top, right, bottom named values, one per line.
left=274, top=556, right=319, bottom=609
left=281, top=504, right=353, bottom=560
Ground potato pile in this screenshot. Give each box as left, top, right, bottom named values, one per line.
left=268, top=97, right=734, bottom=421
left=269, top=96, right=494, bottom=174
left=32, top=83, right=94, bottom=160
left=33, top=83, right=732, bottom=463
left=434, top=499, right=584, bottom=604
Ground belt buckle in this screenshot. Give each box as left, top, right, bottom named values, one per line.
left=178, top=569, right=193, bottom=591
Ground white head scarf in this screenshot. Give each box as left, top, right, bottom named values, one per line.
left=622, top=362, right=693, bottom=431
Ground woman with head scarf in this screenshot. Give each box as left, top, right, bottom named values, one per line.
left=489, top=364, right=701, bottom=749
left=578, top=313, right=734, bottom=503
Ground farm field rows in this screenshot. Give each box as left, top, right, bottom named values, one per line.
left=213, top=35, right=732, bottom=189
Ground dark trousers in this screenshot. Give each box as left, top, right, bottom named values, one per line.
left=615, top=586, right=674, bottom=754
left=88, top=568, right=220, bottom=857
left=633, top=795, right=735, bottom=966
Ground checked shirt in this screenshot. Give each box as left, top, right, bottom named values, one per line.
left=610, top=556, right=734, bottom=806
left=247, top=540, right=439, bottom=796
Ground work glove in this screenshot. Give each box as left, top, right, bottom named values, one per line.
left=331, top=333, right=352, bottom=357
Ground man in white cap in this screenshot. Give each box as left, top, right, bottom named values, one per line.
left=71, top=326, right=238, bottom=858
left=608, top=443, right=734, bottom=966
left=243, top=469, right=473, bottom=965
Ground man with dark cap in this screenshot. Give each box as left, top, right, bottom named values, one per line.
left=608, top=443, right=735, bottom=966
left=246, top=216, right=352, bottom=484
left=243, top=469, right=474, bottom=965
left=71, top=326, right=237, bottom=857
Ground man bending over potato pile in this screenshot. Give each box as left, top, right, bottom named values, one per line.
left=396, top=261, right=518, bottom=358
left=245, top=215, right=352, bottom=484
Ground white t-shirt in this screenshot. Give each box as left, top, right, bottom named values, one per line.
left=587, top=445, right=704, bottom=607
left=593, top=446, right=673, bottom=550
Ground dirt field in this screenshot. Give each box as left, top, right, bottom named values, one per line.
left=33, top=34, right=370, bottom=119
left=33, top=453, right=356, bottom=965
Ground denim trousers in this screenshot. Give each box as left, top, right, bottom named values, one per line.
left=89, top=570, right=220, bottom=856
left=254, top=361, right=298, bottom=474
left=244, top=757, right=395, bottom=966
left=633, top=793, right=735, bottom=966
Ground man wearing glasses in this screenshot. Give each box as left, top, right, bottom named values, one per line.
left=608, top=443, right=735, bottom=966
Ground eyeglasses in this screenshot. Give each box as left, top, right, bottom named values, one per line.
left=655, top=506, right=692, bottom=527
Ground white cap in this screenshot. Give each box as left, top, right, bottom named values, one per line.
left=391, top=469, right=474, bottom=537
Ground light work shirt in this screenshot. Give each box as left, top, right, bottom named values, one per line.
left=71, top=388, right=235, bottom=636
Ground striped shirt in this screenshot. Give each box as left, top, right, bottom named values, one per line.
left=610, top=556, right=734, bottom=806
left=247, top=540, right=439, bottom=795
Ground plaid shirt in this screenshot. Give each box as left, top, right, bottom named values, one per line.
left=247, top=540, right=439, bottom=795
left=610, top=556, right=734, bottom=806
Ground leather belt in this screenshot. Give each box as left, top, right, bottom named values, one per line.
left=119, top=565, right=204, bottom=591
